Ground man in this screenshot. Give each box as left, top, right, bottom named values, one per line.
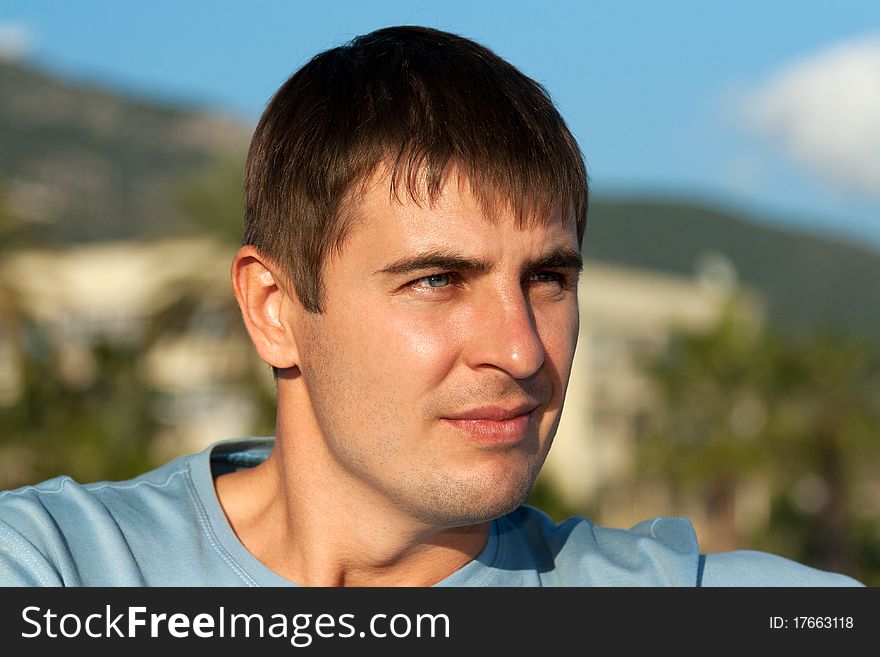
left=0, top=26, right=862, bottom=586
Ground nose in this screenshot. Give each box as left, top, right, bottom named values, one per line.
left=464, top=288, right=545, bottom=379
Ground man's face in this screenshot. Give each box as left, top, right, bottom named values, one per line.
left=291, top=172, right=581, bottom=528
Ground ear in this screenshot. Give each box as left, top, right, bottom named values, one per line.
left=231, top=246, right=301, bottom=369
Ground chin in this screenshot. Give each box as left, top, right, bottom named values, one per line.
left=407, top=466, right=537, bottom=528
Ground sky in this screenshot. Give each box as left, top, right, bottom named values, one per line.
left=2, top=0, right=880, bottom=250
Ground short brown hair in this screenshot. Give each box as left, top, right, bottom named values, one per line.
left=243, top=25, right=588, bottom=313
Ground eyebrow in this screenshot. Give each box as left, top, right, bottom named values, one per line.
left=527, top=247, right=584, bottom=274
left=374, top=246, right=583, bottom=277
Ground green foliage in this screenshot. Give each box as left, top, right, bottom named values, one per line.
left=635, top=311, right=880, bottom=584
left=0, top=328, right=162, bottom=488
left=639, top=309, right=770, bottom=486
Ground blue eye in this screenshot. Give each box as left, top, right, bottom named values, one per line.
left=419, top=273, right=451, bottom=288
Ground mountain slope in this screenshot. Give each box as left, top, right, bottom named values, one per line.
left=0, top=60, right=249, bottom=242
left=583, top=199, right=880, bottom=337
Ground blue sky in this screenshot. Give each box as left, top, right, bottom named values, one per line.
left=3, top=0, right=880, bottom=250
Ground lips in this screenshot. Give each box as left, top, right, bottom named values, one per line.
left=440, top=402, right=540, bottom=444
left=443, top=403, right=539, bottom=422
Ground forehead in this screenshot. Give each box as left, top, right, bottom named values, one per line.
left=338, top=166, right=579, bottom=257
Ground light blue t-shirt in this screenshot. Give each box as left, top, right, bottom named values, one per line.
left=0, top=438, right=863, bottom=587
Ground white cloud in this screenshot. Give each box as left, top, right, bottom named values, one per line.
left=0, top=22, right=32, bottom=60
left=740, top=33, right=880, bottom=198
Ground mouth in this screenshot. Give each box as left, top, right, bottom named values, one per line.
left=440, top=403, right=540, bottom=444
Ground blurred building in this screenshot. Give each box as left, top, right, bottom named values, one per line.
left=0, top=237, right=273, bottom=459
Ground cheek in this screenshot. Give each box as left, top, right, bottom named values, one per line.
left=338, top=300, right=462, bottom=388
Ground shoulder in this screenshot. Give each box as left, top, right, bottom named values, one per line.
left=0, top=454, right=196, bottom=586
left=0, top=438, right=275, bottom=586
left=498, top=506, right=702, bottom=586
left=498, top=507, right=863, bottom=587
left=700, top=550, right=863, bottom=587
left=0, top=453, right=193, bottom=528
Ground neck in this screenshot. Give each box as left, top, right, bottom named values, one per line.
left=215, top=396, right=489, bottom=586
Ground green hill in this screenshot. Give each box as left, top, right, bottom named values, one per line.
left=583, top=199, right=880, bottom=338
